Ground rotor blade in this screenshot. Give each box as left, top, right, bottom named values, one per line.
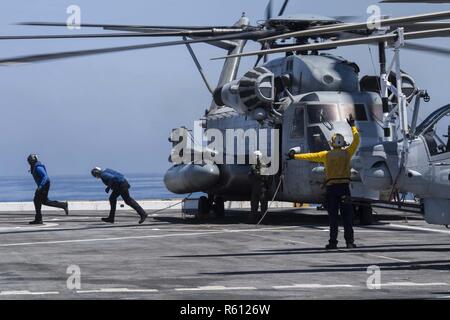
left=403, top=22, right=450, bottom=32
left=0, top=29, right=245, bottom=40
left=381, top=0, right=450, bottom=3
left=0, top=30, right=279, bottom=66
left=404, top=42, right=450, bottom=56
left=261, top=10, right=450, bottom=41
left=265, top=0, right=273, bottom=21
left=213, top=27, right=450, bottom=60
left=102, top=26, right=245, bottom=34
left=278, top=0, right=290, bottom=16
left=254, top=42, right=271, bottom=67
left=215, top=34, right=397, bottom=60
left=18, top=21, right=241, bottom=30
left=332, top=15, right=363, bottom=23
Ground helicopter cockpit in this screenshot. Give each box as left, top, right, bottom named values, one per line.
left=415, top=104, right=450, bottom=158
left=288, top=98, right=383, bottom=153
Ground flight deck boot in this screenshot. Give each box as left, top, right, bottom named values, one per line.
left=63, top=202, right=69, bottom=215
left=325, top=241, right=338, bottom=250
left=139, top=212, right=148, bottom=224
left=29, top=220, right=43, bottom=225
left=101, top=217, right=115, bottom=224
left=30, top=211, right=43, bottom=225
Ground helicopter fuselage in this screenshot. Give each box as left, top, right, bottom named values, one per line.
left=166, top=54, right=386, bottom=203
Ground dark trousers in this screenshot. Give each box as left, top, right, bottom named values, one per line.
left=325, top=183, right=354, bottom=244
left=33, top=181, right=66, bottom=221
left=250, top=183, right=268, bottom=214
left=108, top=183, right=146, bottom=219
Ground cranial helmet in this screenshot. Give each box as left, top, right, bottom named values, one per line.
left=253, top=150, right=263, bottom=159
left=27, top=154, right=38, bottom=165
left=91, top=167, right=102, bottom=178
left=331, top=133, right=346, bottom=148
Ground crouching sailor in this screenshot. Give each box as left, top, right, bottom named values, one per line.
left=91, top=167, right=148, bottom=224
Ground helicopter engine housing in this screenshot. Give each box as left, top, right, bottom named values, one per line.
left=214, top=67, right=275, bottom=121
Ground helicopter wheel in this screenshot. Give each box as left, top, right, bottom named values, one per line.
left=356, top=204, right=374, bottom=226
left=196, top=196, right=211, bottom=219
left=213, top=196, right=225, bottom=218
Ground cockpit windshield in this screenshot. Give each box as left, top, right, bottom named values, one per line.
left=307, top=104, right=339, bottom=124
left=415, top=104, right=450, bottom=157
left=415, top=104, right=450, bottom=136
left=423, top=121, right=450, bottom=156
left=339, top=103, right=368, bottom=121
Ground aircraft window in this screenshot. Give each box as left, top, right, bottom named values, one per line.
left=291, top=107, right=305, bottom=138
left=355, top=104, right=368, bottom=121
left=370, top=104, right=384, bottom=122
left=447, top=125, right=450, bottom=151
left=424, top=130, right=440, bottom=156
left=307, top=104, right=339, bottom=124
left=307, top=126, right=331, bottom=153
left=340, top=103, right=368, bottom=121
left=424, top=123, right=450, bottom=156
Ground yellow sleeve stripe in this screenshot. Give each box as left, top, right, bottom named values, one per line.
left=294, top=151, right=328, bottom=163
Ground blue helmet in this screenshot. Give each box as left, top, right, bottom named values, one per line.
left=91, top=167, right=102, bottom=178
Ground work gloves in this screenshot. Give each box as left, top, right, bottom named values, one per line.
left=347, top=114, right=355, bottom=127
left=288, top=150, right=296, bottom=160
left=287, top=147, right=301, bottom=160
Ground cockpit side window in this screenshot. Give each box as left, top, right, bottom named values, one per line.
left=424, top=129, right=439, bottom=156
left=339, top=103, right=368, bottom=121
left=423, top=122, right=450, bottom=156
left=307, top=104, right=339, bottom=124
left=369, top=104, right=384, bottom=122
left=355, top=104, right=368, bottom=121
left=307, top=126, right=331, bottom=153
left=290, top=106, right=305, bottom=139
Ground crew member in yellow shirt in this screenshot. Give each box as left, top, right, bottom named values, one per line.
left=289, top=115, right=360, bottom=249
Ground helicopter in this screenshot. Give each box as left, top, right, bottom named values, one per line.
left=1, top=0, right=449, bottom=225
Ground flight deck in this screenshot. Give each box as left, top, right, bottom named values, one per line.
left=0, top=207, right=449, bottom=300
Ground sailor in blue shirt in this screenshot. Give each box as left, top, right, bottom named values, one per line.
left=91, top=167, right=148, bottom=224
left=27, top=154, right=69, bottom=224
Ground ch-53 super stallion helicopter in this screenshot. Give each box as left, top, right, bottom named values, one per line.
left=1, top=0, right=450, bottom=225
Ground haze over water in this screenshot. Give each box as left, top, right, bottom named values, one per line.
left=0, top=173, right=180, bottom=202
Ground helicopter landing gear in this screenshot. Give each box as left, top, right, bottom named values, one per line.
left=196, top=196, right=211, bottom=219
left=196, top=195, right=226, bottom=219
left=355, top=204, right=374, bottom=225
left=212, top=196, right=225, bottom=218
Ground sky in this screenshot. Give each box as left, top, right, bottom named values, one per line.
left=0, top=0, right=449, bottom=177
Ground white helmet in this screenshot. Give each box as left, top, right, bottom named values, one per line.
left=253, top=150, right=263, bottom=160
left=331, top=133, right=346, bottom=148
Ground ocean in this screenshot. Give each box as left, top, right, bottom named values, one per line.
left=0, top=173, right=182, bottom=202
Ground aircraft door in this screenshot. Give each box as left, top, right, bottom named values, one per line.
left=410, top=108, right=450, bottom=201
left=425, top=123, right=450, bottom=199
left=282, top=104, right=310, bottom=201
left=305, top=103, right=336, bottom=152
left=422, top=118, right=450, bottom=159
